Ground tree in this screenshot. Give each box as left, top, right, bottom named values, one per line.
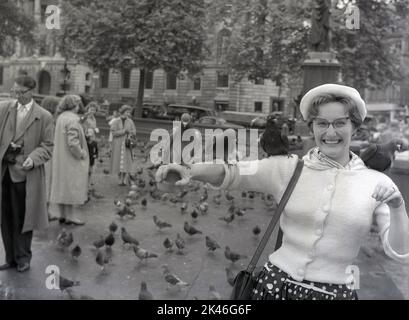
left=0, top=0, right=35, bottom=56
left=217, top=0, right=408, bottom=94
left=332, top=0, right=409, bottom=93
left=61, top=0, right=208, bottom=116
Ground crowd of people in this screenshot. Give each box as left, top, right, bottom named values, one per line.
left=0, top=75, right=141, bottom=272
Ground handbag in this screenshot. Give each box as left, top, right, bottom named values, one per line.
left=125, top=133, right=136, bottom=149
left=230, top=159, right=304, bottom=300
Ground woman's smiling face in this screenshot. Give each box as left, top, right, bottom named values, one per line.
left=312, top=102, right=355, bottom=165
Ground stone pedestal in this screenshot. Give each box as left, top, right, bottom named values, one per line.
left=301, top=51, right=341, bottom=95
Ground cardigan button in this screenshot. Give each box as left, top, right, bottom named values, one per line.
left=327, top=185, right=334, bottom=191
left=323, top=205, right=330, bottom=212
left=315, top=228, right=323, bottom=236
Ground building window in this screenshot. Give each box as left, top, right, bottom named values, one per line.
left=193, top=77, right=201, bottom=91
left=0, top=66, right=3, bottom=85
left=254, top=101, right=263, bottom=112
left=100, top=69, right=109, bottom=88
left=85, top=73, right=91, bottom=81
left=122, top=69, right=131, bottom=89
left=254, top=78, right=264, bottom=85
left=145, top=70, right=153, bottom=89
left=166, top=73, right=177, bottom=90
left=217, top=72, right=229, bottom=88
left=85, top=85, right=90, bottom=93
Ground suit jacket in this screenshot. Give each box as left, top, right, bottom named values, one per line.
left=0, top=100, right=54, bottom=232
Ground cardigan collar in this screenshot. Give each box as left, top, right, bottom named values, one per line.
left=303, top=147, right=366, bottom=171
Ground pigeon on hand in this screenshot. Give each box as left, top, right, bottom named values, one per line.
left=205, top=236, right=221, bottom=252
left=139, top=281, right=154, bottom=300
left=133, top=245, right=159, bottom=262
left=183, top=221, right=203, bottom=236
left=161, top=265, right=189, bottom=289
left=248, top=191, right=255, bottom=199
left=175, top=233, right=185, bottom=253
left=92, top=236, right=105, bottom=249
left=163, top=237, right=174, bottom=251
left=252, top=225, right=261, bottom=237
left=104, top=232, right=115, bottom=248
left=121, top=227, right=139, bottom=246
left=109, top=221, right=118, bottom=233
left=153, top=215, right=172, bottom=230
left=260, top=116, right=290, bottom=157
left=95, top=249, right=110, bottom=270
left=58, top=275, right=80, bottom=291
left=241, top=191, right=247, bottom=199
left=224, top=246, right=248, bottom=263
left=141, top=198, right=147, bottom=208
left=208, top=285, right=222, bottom=300
left=225, top=268, right=235, bottom=287
left=219, top=212, right=235, bottom=224
left=70, top=245, right=82, bottom=260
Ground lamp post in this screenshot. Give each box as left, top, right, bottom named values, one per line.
left=60, top=60, right=71, bottom=96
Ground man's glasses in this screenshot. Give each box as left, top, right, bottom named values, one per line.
left=313, top=117, right=350, bottom=130
left=10, top=88, right=31, bottom=95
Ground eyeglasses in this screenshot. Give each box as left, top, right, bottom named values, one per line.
left=313, top=117, right=350, bottom=130
left=10, top=88, right=32, bottom=95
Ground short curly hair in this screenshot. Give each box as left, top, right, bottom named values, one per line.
left=307, top=93, right=362, bottom=129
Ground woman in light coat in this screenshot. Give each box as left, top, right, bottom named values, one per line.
left=110, top=105, right=136, bottom=185
left=49, top=95, right=89, bottom=225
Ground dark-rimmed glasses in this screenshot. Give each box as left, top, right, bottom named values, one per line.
left=312, top=117, right=350, bottom=130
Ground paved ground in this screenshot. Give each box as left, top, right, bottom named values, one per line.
left=0, top=141, right=408, bottom=300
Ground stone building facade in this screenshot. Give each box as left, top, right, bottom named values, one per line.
left=0, top=0, right=93, bottom=97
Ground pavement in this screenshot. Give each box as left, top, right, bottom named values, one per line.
left=0, top=144, right=408, bottom=300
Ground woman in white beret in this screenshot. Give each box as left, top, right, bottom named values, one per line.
left=156, top=84, right=409, bottom=300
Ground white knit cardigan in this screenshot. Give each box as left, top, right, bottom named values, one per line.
left=214, top=151, right=409, bottom=284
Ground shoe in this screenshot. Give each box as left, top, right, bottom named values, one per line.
left=59, top=218, right=66, bottom=224
left=0, top=262, right=17, bottom=271
left=17, top=263, right=30, bottom=273
left=65, top=219, right=85, bottom=226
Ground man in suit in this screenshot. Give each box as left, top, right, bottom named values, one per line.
left=0, top=75, right=54, bottom=272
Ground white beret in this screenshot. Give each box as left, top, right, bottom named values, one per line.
left=299, top=84, right=366, bottom=121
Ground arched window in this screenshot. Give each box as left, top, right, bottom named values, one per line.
left=85, top=72, right=91, bottom=81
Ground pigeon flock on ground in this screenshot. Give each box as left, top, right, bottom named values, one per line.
left=1, top=137, right=281, bottom=300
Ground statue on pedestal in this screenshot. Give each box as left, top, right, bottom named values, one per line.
left=309, top=0, right=332, bottom=52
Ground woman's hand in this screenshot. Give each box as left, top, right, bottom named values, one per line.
left=372, top=183, right=404, bottom=208
left=155, top=163, right=191, bottom=186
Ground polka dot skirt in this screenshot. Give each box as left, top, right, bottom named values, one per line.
left=252, top=261, right=358, bottom=300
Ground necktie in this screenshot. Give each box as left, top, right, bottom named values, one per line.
left=16, top=104, right=28, bottom=133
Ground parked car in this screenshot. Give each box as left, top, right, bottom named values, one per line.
left=166, top=104, right=216, bottom=121
left=141, top=103, right=174, bottom=121
left=195, top=116, right=244, bottom=130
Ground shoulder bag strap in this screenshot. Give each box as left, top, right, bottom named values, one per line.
left=246, top=159, right=304, bottom=273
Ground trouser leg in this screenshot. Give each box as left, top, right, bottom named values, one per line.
left=9, top=177, right=32, bottom=265
left=1, top=170, right=15, bottom=265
